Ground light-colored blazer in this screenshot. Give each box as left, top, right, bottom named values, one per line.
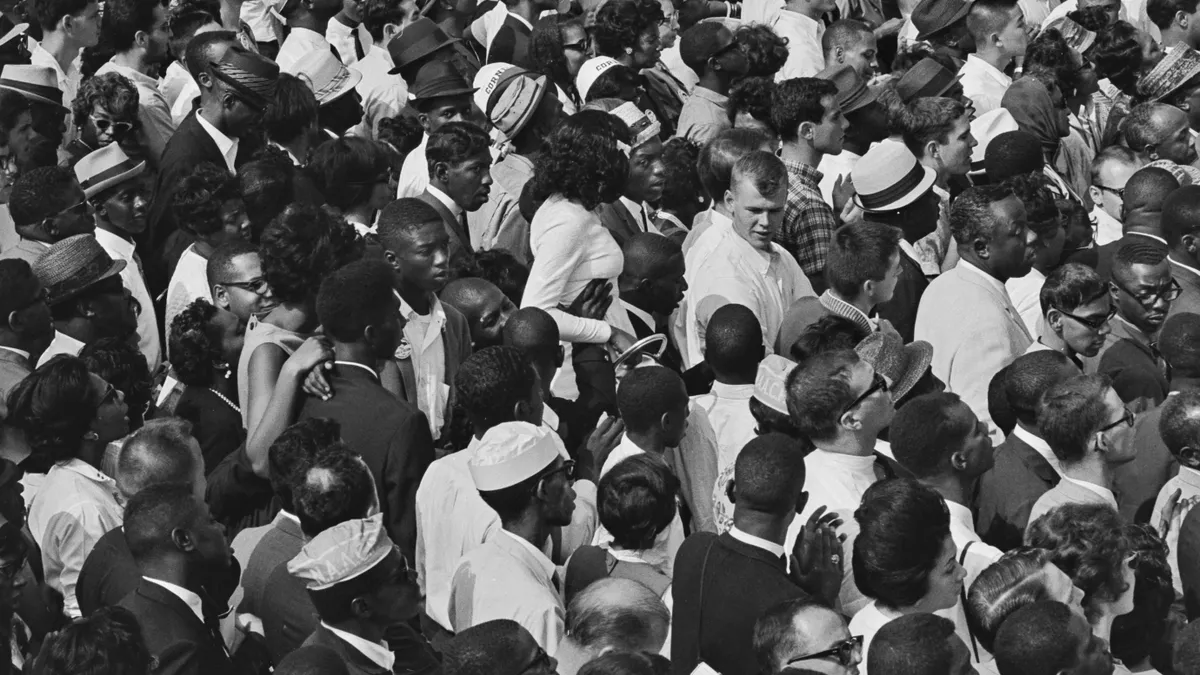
left=1026, top=478, right=1116, bottom=533
left=915, top=261, right=1033, bottom=443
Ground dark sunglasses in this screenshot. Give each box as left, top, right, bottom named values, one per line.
left=97, top=382, right=119, bottom=408
left=218, top=277, right=271, bottom=295
left=785, top=635, right=863, bottom=669
left=842, top=372, right=888, bottom=416
left=563, top=37, right=590, bottom=53
left=46, top=199, right=89, bottom=223
left=1094, top=183, right=1125, bottom=199
left=1098, top=407, right=1134, bottom=433
left=89, top=114, right=135, bottom=136
left=1056, top=304, right=1116, bottom=330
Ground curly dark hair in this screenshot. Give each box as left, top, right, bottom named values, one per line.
left=529, top=110, right=630, bottom=210
left=454, top=346, right=538, bottom=427
left=727, top=76, right=776, bottom=127
left=308, top=136, right=392, bottom=212
left=37, top=605, right=152, bottom=675
left=530, top=14, right=584, bottom=105
left=292, top=441, right=376, bottom=538
left=1111, top=523, right=1173, bottom=668
left=79, top=338, right=151, bottom=431
left=748, top=397, right=807, bottom=441
left=659, top=137, right=706, bottom=217
left=172, top=161, right=242, bottom=237
left=377, top=112, right=425, bottom=157
left=735, top=23, right=789, bottom=79
left=71, top=71, right=138, bottom=131
left=1024, top=28, right=1082, bottom=99
left=853, top=479, right=953, bottom=609
left=101, top=0, right=163, bottom=54
left=1085, top=18, right=1145, bottom=96
left=1004, top=172, right=1063, bottom=238
left=599, top=453, right=679, bottom=551
left=593, top=0, right=663, bottom=59
left=467, top=249, right=529, bottom=305
left=168, top=298, right=221, bottom=386
left=238, top=155, right=295, bottom=243
left=259, top=203, right=363, bottom=305
left=6, top=355, right=99, bottom=463
left=1025, top=503, right=1133, bottom=624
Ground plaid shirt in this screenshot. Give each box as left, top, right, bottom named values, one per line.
left=779, top=159, right=837, bottom=279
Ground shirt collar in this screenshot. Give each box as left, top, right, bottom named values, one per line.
left=710, top=382, right=755, bottom=399
left=965, top=53, right=1013, bottom=85
left=1170, top=255, right=1200, bottom=280
left=958, top=258, right=1008, bottom=295
left=782, top=157, right=823, bottom=185
left=623, top=300, right=655, bottom=333
left=99, top=60, right=156, bottom=87
left=143, top=577, right=205, bottom=623
left=395, top=289, right=445, bottom=321
left=499, top=529, right=557, bottom=579
left=1060, top=475, right=1118, bottom=508
left=426, top=184, right=463, bottom=217
left=656, top=211, right=687, bottom=233
left=1179, top=466, right=1200, bottom=490
left=94, top=227, right=136, bottom=258
left=321, top=621, right=396, bottom=670
left=1011, top=425, right=1063, bottom=476
left=508, top=11, right=532, bottom=29
left=619, top=196, right=649, bottom=226
left=692, top=86, right=729, bottom=106
left=728, top=526, right=785, bottom=557
left=806, top=447, right=879, bottom=472
left=1129, top=230, right=1167, bottom=245
left=819, top=290, right=876, bottom=334
left=944, top=499, right=977, bottom=535
left=333, top=360, right=380, bottom=381
left=195, top=113, right=238, bottom=160
left=717, top=219, right=774, bottom=276
left=542, top=404, right=560, bottom=433
left=0, top=346, right=29, bottom=360
left=898, top=238, right=920, bottom=264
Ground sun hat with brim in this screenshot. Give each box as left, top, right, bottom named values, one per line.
left=855, top=331, right=933, bottom=402
left=1138, top=45, right=1200, bottom=102
left=1042, top=17, right=1095, bottom=54
left=970, top=108, right=1019, bottom=175
left=75, top=144, right=146, bottom=200
left=576, top=56, right=621, bottom=102
left=488, top=73, right=549, bottom=140
left=292, top=49, right=362, bottom=105
left=896, top=58, right=961, bottom=103
left=409, top=59, right=476, bottom=102
left=912, top=0, right=972, bottom=41
left=852, top=140, right=936, bottom=212
left=0, top=64, right=65, bottom=109
left=387, top=17, right=460, bottom=75
left=33, top=234, right=127, bottom=307
left=210, top=46, right=279, bottom=108
left=816, top=63, right=876, bottom=114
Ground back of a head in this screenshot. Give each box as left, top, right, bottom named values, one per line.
left=599, top=453, right=679, bottom=551
left=868, top=613, right=960, bottom=675
left=274, top=645, right=351, bottom=675
left=267, top=417, right=341, bottom=514
left=993, top=601, right=1082, bottom=675
left=731, top=150, right=786, bottom=199
left=185, top=29, right=236, bottom=80
left=623, top=232, right=682, bottom=280
left=790, top=314, right=869, bottom=361
left=853, top=478, right=952, bottom=609
left=567, top=578, right=670, bottom=653
left=704, top=303, right=764, bottom=377
left=698, top=128, right=771, bottom=201
left=1123, top=103, right=1170, bottom=153
left=116, top=417, right=200, bottom=499
left=442, top=619, right=530, bottom=675
left=578, top=651, right=670, bottom=675
left=1024, top=503, right=1130, bottom=618
left=123, top=483, right=201, bottom=564
left=966, top=0, right=1021, bottom=43
left=292, top=442, right=376, bottom=537
left=316, top=259, right=396, bottom=344
left=454, top=345, right=537, bottom=426
left=732, top=432, right=806, bottom=514
left=1160, top=389, right=1200, bottom=459
left=1090, top=145, right=1139, bottom=186
left=1036, top=374, right=1111, bottom=464
left=1124, top=166, right=1180, bottom=215
left=10, top=166, right=77, bottom=228
left=821, top=19, right=872, bottom=56
left=825, top=221, right=902, bottom=300
left=503, top=307, right=560, bottom=359
left=37, top=606, right=152, bottom=675
left=1003, top=350, right=1076, bottom=426
left=616, top=366, right=688, bottom=434
left=265, top=73, right=320, bottom=146
left=984, top=130, right=1044, bottom=183
left=376, top=197, right=443, bottom=250
left=752, top=598, right=835, bottom=675
left=1159, top=312, right=1200, bottom=378
left=770, top=77, right=838, bottom=142
left=1162, top=184, right=1200, bottom=247
left=785, top=348, right=859, bottom=442
left=890, top=392, right=973, bottom=479
left=966, top=547, right=1056, bottom=653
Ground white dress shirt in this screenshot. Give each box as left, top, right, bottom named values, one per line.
left=396, top=291, right=448, bottom=436
left=326, top=16, right=373, bottom=66
left=159, top=61, right=194, bottom=111
left=728, top=526, right=785, bottom=557
left=1152, top=465, right=1200, bottom=595
left=37, top=331, right=85, bottom=367
left=771, top=11, right=825, bottom=80
left=1005, top=267, right=1047, bottom=339
left=683, top=218, right=815, bottom=368
left=690, top=382, right=756, bottom=476
left=195, top=113, right=238, bottom=172
left=352, top=46, right=407, bottom=140
left=618, top=196, right=659, bottom=235
left=29, top=458, right=124, bottom=617
left=144, top=576, right=205, bottom=622
left=323, top=622, right=396, bottom=670
left=95, top=228, right=161, bottom=371
left=397, top=135, right=430, bottom=199
left=30, top=42, right=81, bottom=148
left=276, top=27, right=331, bottom=73
left=849, top=601, right=893, bottom=675
left=1092, top=205, right=1124, bottom=246
left=959, top=55, right=1012, bottom=116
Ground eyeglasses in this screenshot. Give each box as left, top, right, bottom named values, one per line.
left=218, top=277, right=271, bottom=295
left=1098, top=406, right=1135, bottom=434
left=785, top=635, right=864, bottom=669
left=540, top=459, right=577, bottom=483
left=96, top=382, right=119, bottom=408
left=563, top=37, right=590, bottom=53
left=1111, top=278, right=1183, bottom=307
left=89, top=114, right=135, bottom=136
left=1055, top=304, right=1116, bottom=331
left=711, top=40, right=741, bottom=60
left=1094, top=184, right=1125, bottom=199
left=517, top=645, right=554, bottom=675
left=842, top=372, right=888, bottom=416
left=46, top=199, right=90, bottom=224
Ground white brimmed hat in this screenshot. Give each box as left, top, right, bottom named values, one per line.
left=74, top=144, right=146, bottom=199
left=291, top=49, right=361, bottom=105
left=0, top=64, right=65, bottom=109
left=469, top=421, right=563, bottom=491
left=852, top=140, right=937, bottom=212
left=576, top=56, right=621, bottom=102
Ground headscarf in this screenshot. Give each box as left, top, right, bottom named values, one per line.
left=1002, top=76, right=1070, bottom=155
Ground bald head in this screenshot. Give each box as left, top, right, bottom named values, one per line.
left=622, top=233, right=684, bottom=281
left=440, top=277, right=516, bottom=349
left=1124, top=103, right=1195, bottom=164
left=1122, top=166, right=1180, bottom=234
left=116, top=417, right=204, bottom=500
left=566, top=578, right=670, bottom=654
left=754, top=599, right=849, bottom=675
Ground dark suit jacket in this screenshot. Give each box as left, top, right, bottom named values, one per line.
left=1112, top=399, right=1178, bottom=523
left=239, top=514, right=315, bottom=663
left=974, top=430, right=1061, bottom=551
left=1096, top=318, right=1168, bottom=405
left=77, top=526, right=141, bottom=617
left=1168, top=256, right=1200, bottom=322
left=303, top=622, right=440, bottom=675
left=671, top=532, right=808, bottom=675
left=1179, top=504, right=1200, bottom=619
left=299, top=364, right=435, bottom=558
left=486, top=14, right=533, bottom=68
left=417, top=189, right=475, bottom=273
left=875, top=246, right=929, bottom=343
left=119, top=578, right=236, bottom=675
left=175, top=386, right=245, bottom=474
left=596, top=201, right=649, bottom=249
left=626, top=304, right=713, bottom=396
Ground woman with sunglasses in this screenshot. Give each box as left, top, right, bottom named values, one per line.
left=65, top=72, right=142, bottom=168
left=529, top=14, right=590, bottom=113
left=849, top=478, right=968, bottom=675
left=592, top=0, right=678, bottom=137
left=7, top=355, right=128, bottom=619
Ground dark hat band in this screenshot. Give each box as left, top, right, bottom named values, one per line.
left=412, top=75, right=472, bottom=100
left=859, top=161, right=925, bottom=210
left=0, top=78, right=62, bottom=106
left=79, top=157, right=142, bottom=193
left=45, top=254, right=119, bottom=305
left=902, top=70, right=956, bottom=102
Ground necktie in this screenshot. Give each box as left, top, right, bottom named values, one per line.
left=353, top=28, right=366, bottom=60
left=639, top=206, right=650, bottom=232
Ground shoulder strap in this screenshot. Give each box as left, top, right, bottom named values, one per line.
left=959, top=541, right=981, bottom=663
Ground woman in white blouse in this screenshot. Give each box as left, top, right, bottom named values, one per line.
left=522, top=110, right=637, bottom=408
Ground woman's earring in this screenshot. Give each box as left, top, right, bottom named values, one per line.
left=83, top=431, right=100, bottom=441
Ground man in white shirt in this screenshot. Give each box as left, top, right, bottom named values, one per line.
left=326, top=1, right=373, bottom=65
left=29, top=0, right=100, bottom=148
left=396, top=60, right=477, bottom=199
left=1088, top=146, right=1144, bottom=246
left=351, top=0, right=415, bottom=140
left=1026, top=375, right=1138, bottom=527
left=770, top=0, right=834, bottom=80
left=95, top=0, right=176, bottom=162
left=691, top=304, right=763, bottom=475
left=1153, top=391, right=1200, bottom=593
left=959, top=0, right=1028, bottom=115
left=916, top=185, right=1038, bottom=443
left=683, top=151, right=815, bottom=367
left=451, top=422, right=576, bottom=653
left=272, top=0, right=343, bottom=71
left=74, top=144, right=161, bottom=372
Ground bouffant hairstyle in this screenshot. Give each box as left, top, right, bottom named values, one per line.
left=1025, top=503, right=1132, bottom=623
left=852, top=478, right=952, bottom=609
left=598, top=453, right=679, bottom=551
left=172, top=161, right=243, bottom=238
left=259, top=203, right=362, bottom=305
left=734, top=23, right=789, bottom=79
left=168, top=298, right=222, bottom=386
left=965, top=547, right=1057, bottom=653
left=6, top=355, right=99, bottom=463
left=592, top=0, right=664, bottom=58
left=529, top=110, right=630, bottom=210
left=71, top=71, right=138, bottom=130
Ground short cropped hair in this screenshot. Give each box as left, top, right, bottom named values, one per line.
left=103, top=0, right=164, bottom=54
left=785, top=349, right=860, bottom=442
left=732, top=433, right=807, bottom=513
left=966, top=0, right=1021, bottom=43
left=704, top=303, right=764, bottom=376
left=376, top=198, right=443, bottom=246
left=1111, top=238, right=1169, bottom=285
left=698, top=128, right=769, bottom=200
left=115, top=417, right=198, bottom=498
left=1039, top=263, right=1108, bottom=316
left=993, top=602, right=1083, bottom=675
left=966, top=547, right=1057, bottom=653
left=123, top=483, right=202, bottom=562
left=730, top=150, right=786, bottom=198
left=10, top=166, right=79, bottom=227
left=1123, top=103, right=1173, bottom=152
left=853, top=478, right=952, bottom=609
left=899, top=97, right=967, bottom=158
left=1160, top=390, right=1200, bottom=460
left=770, top=77, right=837, bottom=142
left=426, top=121, right=491, bottom=174
left=566, top=578, right=671, bottom=651
left=825, top=221, right=902, bottom=298
left=31, top=0, right=94, bottom=31
left=680, top=22, right=728, bottom=74
left=616, top=366, right=688, bottom=434
left=949, top=183, right=1016, bottom=245
left=454, top=346, right=538, bottom=425
left=868, top=613, right=960, bottom=675
left=1001, top=350, right=1077, bottom=426
left=1162, top=185, right=1200, bottom=247
left=890, top=392, right=974, bottom=479
left=442, top=620, right=529, bottom=675
left=315, top=259, right=396, bottom=344
left=1037, top=374, right=1113, bottom=464
left=822, top=19, right=872, bottom=55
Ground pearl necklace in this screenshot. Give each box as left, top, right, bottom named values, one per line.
left=207, top=388, right=241, bottom=414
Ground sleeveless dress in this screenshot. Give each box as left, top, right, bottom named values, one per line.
left=235, top=318, right=307, bottom=428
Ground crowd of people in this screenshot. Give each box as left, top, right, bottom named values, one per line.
left=3, top=0, right=1200, bottom=670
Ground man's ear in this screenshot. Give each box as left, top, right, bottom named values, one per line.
left=1087, top=185, right=1103, bottom=206
left=724, top=188, right=736, bottom=213
left=950, top=449, right=969, bottom=472
left=350, top=595, right=373, bottom=620
left=726, top=478, right=737, bottom=504
left=418, top=112, right=432, bottom=133
left=798, top=120, right=816, bottom=141
left=1180, top=445, right=1200, bottom=467
left=924, top=139, right=940, bottom=162
left=170, top=527, right=195, bottom=553
left=973, top=236, right=991, bottom=259
left=513, top=397, right=531, bottom=422
left=1183, top=233, right=1200, bottom=256
left=432, top=160, right=450, bottom=183
left=834, top=46, right=845, bottom=63
left=795, top=489, right=808, bottom=515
